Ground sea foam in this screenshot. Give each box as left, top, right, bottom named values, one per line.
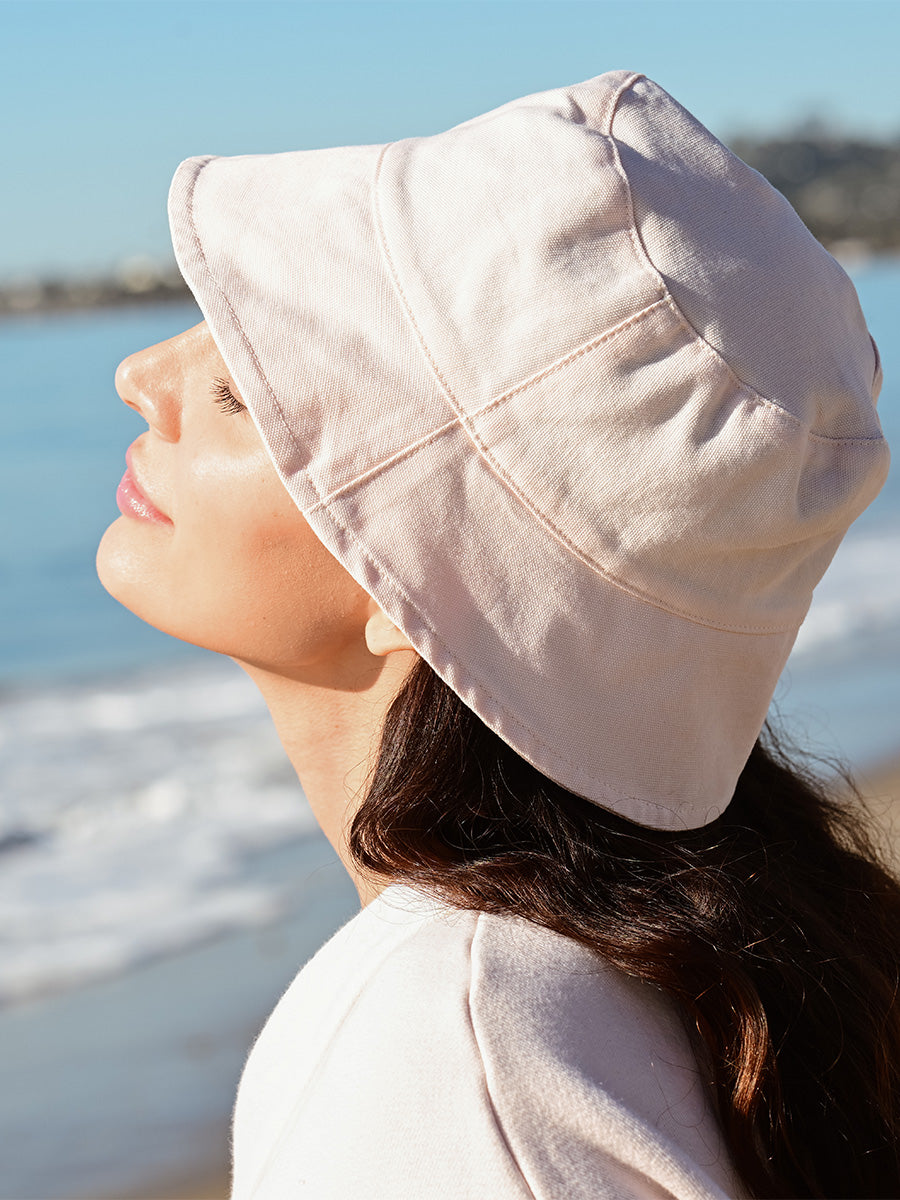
left=0, top=662, right=318, bottom=1005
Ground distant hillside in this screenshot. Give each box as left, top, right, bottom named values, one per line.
left=0, top=267, right=191, bottom=318
left=729, top=130, right=900, bottom=253
left=1, top=130, right=897, bottom=318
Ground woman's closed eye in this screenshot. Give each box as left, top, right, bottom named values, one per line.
left=211, top=377, right=247, bottom=416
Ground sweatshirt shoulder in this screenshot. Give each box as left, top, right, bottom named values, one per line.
left=354, top=895, right=741, bottom=1196
left=468, top=910, right=743, bottom=1198
left=236, top=889, right=741, bottom=1200
left=272, top=893, right=535, bottom=1199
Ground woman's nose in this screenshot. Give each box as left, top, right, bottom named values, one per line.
left=114, top=341, right=182, bottom=441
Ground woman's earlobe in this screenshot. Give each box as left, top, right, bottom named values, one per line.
left=364, top=608, right=414, bottom=657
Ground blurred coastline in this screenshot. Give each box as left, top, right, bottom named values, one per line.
left=0, top=258, right=189, bottom=320
left=2, top=124, right=899, bottom=322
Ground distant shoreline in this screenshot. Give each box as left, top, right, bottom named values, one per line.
left=0, top=271, right=193, bottom=319
left=4, top=127, right=898, bottom=320
left=2, top=243, right=896, bottom=321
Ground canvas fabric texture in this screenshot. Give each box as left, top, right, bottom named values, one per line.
left=230, top=885, right=746, bottom=1200
left=168, top=70, right=888, bottom=829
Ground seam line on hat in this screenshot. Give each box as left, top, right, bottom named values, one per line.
left=305, top=299, right=671, bottom=514
left=369, top=148, right=799, bottom=636
left=658, top=293, right=886, bottom=446
left=462, top=302, right=880, bottom=446
left=372, top=143, right=464, bottom=412
left=314, top=442, right=798, bottom=636
left=318, top=406, right=797, bottom=635
left=433, top=413, right=796, bottom=634
left=306, top=413, right=463, bottom=513
left=308, top=290, right=879, bottom=530
left=310, top=497, right=690, bottom=823
left=181, top=157, right=333, bottom=510
left=608, top=76, right=885, bottom=446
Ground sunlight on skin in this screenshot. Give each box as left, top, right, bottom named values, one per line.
left=97, top=321, right=417, bottom=905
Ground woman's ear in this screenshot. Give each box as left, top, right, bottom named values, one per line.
left=364, top=605, right=414, bottom=657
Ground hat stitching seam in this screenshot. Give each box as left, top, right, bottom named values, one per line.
left=434, top=417, right=798, bottom=636
left=378, top=108, right=880, bottom=454
left=370, top=143, right=798, bottom=636
left=186, top=158, right=780, bottom=644
left=306, top=298, right=671, bottom=513
left=310, top=294, right=878, bottom=531
left=183, top=158, right=331, bottom=507
left=661, top=293, right=885, bottom=446
left=317, top=414, right=795, bottom=636
left=305, top=414, right=463, bottom=513
left=609, top=77, right=884, bottom=448
left=467, top=291, right=879, bottom=449
left=467, top=297, right=666, bottom=413
left=372, top=143, right=461, bottom=406
left=311, top=496, right=688, bottom=822
left=606, top=76, right=774, bottom=429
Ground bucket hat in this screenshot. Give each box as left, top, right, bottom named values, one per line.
left=168, top=70, right=888, bottom=829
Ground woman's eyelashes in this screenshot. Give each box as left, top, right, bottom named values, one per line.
left=211, top=377, right=248, bottom=416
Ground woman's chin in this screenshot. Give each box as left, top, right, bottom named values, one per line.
left=97, top=518, right=150, bottom=610
left=97, top=519, right=261, bottom=661
left=96, top=518, right=192, bottom=645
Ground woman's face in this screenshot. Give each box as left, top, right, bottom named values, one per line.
left=97, top=321, right=374, bottom=681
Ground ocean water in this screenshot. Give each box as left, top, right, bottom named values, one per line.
left=1, top=266, right=899, bottom=1009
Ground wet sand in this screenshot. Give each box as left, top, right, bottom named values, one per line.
left=116, top=1166, right=229, bottom=1200
left=856, top=753, right=900, bottom=862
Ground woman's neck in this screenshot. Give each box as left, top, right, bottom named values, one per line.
left=236, top=650, right=417, bottom=907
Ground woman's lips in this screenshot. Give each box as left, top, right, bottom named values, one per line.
left=117, top=451, right=172, bottom=525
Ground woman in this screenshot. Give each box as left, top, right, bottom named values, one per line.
left=97, top=71, right=900, bottom=1198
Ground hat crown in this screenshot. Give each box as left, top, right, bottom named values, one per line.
left=374, top=71, right=886, bottom=630
left=169, top=71, right=888, bottom=827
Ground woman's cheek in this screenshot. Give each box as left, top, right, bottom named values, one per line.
left=140, top=444, right=368, bottom=665
left=177, top=494, right=363, bottom=665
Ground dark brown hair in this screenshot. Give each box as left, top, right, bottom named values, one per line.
left=349, top=658, right=900, bottom=1199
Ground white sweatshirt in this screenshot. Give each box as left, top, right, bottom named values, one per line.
left=231, top=884, right=744, bottom=1199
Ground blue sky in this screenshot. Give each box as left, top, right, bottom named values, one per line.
left=3, top=0, right=900, bottom=279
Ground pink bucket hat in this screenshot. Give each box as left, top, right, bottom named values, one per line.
left=168, top=70, right=888, bottom=830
